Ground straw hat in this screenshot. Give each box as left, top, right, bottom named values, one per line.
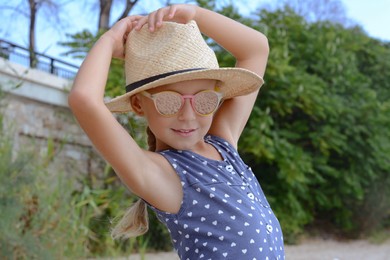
left=105, top=20, right=264, bottom=113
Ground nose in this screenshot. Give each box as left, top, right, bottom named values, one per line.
left=177, top=98, right=196, bottom=120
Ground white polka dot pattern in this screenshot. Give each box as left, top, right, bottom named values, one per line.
left=150, top=135, right=285, bottom=259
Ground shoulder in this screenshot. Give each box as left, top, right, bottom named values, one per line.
left=139, top=151, right=183, bottom=213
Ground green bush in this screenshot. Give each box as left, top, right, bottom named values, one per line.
left=69, top=164, right=172, bottom=257
left=239, top=7, right=390, bottom=241
left=0, top=116, right=86, bottom=258
left=0, top=88, right=163, bottom=258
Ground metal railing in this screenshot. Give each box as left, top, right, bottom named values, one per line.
left=0, top=39, right=79, bottom=80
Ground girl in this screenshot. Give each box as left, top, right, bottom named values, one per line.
left=69, top=4, right=284, bottom=259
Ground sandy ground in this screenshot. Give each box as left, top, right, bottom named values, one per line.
left=122, top=238, right=390, bottom=260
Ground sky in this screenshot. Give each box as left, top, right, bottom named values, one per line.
left=341, top=0, right=390, bottom=41
left=1, top=0, right=389, bottom=66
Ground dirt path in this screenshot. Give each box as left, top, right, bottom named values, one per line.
left=285, top=238, right=390, bottom=260
left=124, top=238, right=390, bottom=260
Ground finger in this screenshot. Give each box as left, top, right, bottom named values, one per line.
left=167, top=5, right=176, bottom=19
left=129, top=15, right=144, bottom=25
left=125, top=17, right=140, bottom=32
left=117, top=15, right=141, bottom=33
left=133, top=15, right=148, bottom=30
left=147, top=11, right=158, bottom=32
left=124, top=20, right=138, bottom=39
left=155, top=7, right=168, bottom=28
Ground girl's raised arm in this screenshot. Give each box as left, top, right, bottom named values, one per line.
left=194, top=7, right=269, bottom=146
left=68, top=16, right=182, bottom=214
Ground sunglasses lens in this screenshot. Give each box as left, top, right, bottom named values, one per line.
left=194, top=91, right=220, bottom=115
left=150, top=90, right=221, bottom=116
left=155, top=92, right=182, bottom=115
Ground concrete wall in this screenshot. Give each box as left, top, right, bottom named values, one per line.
left=0, top=58, right=105, bottom=182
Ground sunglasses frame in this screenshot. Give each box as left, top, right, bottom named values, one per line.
left=141, top=89, right=224, bottom=117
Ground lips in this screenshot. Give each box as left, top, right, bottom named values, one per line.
left=172, top=128, right=196, bottom=136
left=175, top=129, right=194, bottom=133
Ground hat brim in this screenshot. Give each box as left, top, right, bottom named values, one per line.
left=105, top=67, right=263, bottom=113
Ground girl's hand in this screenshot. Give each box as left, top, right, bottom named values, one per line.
left=135, top=4, right=197, bottom=32
left=104, top=15, right=143, bottom=59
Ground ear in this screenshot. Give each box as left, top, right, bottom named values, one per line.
left=130, top=94, right=144, bottom=116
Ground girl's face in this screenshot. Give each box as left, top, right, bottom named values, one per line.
left=135, top=79, right=218, bottom=151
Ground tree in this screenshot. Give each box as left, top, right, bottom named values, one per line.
left=0, top=0, right=68, bottom=67
left=26, top=0, right=63, bottom=67
left=98, top=0, right=140, bottom=31
left=238, top=6, right=390, bottom=241
left=27, top=0, right=39, bottom=67
left=264, top=0, right=349, bottom=25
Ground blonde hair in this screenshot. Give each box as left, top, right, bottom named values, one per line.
left=111, top=127, right=156, bottom=239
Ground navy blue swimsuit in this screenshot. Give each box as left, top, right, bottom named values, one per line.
left=149, top=135, right=285, bottom=259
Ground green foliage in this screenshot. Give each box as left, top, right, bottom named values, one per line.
left=60, top=30, right=100, bottom=60
left=355, top=39, right=390, bottom=102
left=70, top=168, right=140, bottom=256
left=0, top=101, right=161, bottom=258
left=195, top=0, right=217, bottom=10
left=60, top=29, right=127, bottom=98
left=0, top=117, right=85, bottom=258
left=69, top=163, right=171, bottom=256
left=236, top=7, right=390, bottom=241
